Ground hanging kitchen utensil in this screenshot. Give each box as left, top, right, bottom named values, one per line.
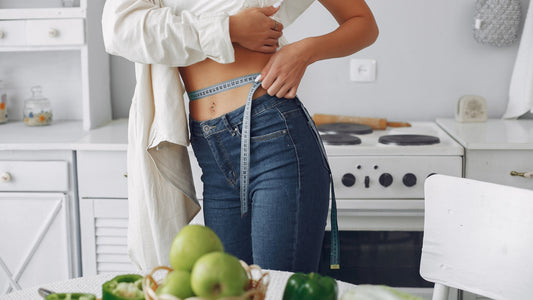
left=473, top=0, right=522, bottom=47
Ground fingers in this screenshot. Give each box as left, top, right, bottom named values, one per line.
left=266, top=79, right=297, bottom=99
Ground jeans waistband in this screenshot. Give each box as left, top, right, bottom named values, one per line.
left=189, top=93, right=294, bottom=138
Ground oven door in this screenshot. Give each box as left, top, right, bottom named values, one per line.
left=320, top=199, right=435, bottom=298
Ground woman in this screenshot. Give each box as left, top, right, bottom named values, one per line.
left=102, top=0, right=378, bottom=272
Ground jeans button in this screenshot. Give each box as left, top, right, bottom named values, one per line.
left=202, top=125, right=211, bottom=134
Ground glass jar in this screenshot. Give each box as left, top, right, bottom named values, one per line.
left=0, top=81, right=7, bottom=124
left=23, top=86, right=53, bottom=126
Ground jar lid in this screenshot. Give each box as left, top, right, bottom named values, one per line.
left=26, top=86, right=48, bottom=101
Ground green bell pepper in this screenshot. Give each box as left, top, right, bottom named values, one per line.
left=45, top=293, right=96, bottom=300
left=282, top=272, right=338, bottom=300
left=102, top=274, right=144, bottom=300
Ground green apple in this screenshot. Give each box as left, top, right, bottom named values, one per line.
left=190, top=251, right=249, bottom=299
left=156, top=270, right=195, bottom=299
left=169, top=224, right=224, bottom=272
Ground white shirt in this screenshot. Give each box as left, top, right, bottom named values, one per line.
left=102, top=0, right=314, bottom=271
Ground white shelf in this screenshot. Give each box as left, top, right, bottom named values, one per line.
left=0, top=8, right=86, bottom=20
left=0, top=0, right=111, bottom=130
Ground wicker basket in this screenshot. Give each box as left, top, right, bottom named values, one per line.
left=142, top=261, right=269, bottom=300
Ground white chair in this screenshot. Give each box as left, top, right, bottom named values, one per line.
left=420, top=174, right=533, bottom=300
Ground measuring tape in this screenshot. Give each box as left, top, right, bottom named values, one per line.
left=188, top=73, right=339, bottom=268
left=329, top=176, right=340, bottom=269
left=240, top=79, right=262, bottom=216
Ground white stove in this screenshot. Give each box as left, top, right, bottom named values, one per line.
left=318, top=122, right=463, bottom=298
left=322, top=122, right=464, bottom=231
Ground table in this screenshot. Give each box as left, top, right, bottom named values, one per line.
left=1, top=270, right=358, bottom=300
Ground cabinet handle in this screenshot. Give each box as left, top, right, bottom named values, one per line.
left=1, top=172, right=12, bottom=183
left=0, top=31, right=4, bottom=39
left=48, top=28, right=59, bottom=38
left=510, top=171, right=533, bottom=178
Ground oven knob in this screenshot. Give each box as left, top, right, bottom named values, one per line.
left=403, top=173, right=417, bottom=187
left=379, top=173, right=393, bottom=187
left=341, top=173, right=356, bottom=187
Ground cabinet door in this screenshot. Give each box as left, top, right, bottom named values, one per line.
left=0, top=192, right=70, bottom=295
left=80, top=198, right=137, bottom=276
left=79, top=197, right=205, bottom=276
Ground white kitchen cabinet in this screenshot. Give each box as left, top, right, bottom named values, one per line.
left=77, top=150, right=134, bottom=275
left=0, top=0, right=111, bottom=130
left=75, top=120, right=205, bottom=276
left=0, top=145, right=81, bottom=296
left=437, top=119, right=533, bottom=190
left=77, top=149, right=205, bottom=276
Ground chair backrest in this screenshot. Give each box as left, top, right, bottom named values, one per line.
left=421, top=174, right=533, bottom=300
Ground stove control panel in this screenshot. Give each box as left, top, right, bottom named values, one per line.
left=330, top=156, right=462, bottom=199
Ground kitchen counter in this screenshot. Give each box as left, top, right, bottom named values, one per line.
left=436, top=118, right=533, bottom=190
left=74, top=118, right=128, bottom=151
left=0, top=119, right=129, bottom=151
left=0, top=121, right=86, bottom=150
left=436, top=118, right=533, bottom=150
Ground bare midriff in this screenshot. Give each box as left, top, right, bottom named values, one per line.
left=179, top=44, right=274, bottom=121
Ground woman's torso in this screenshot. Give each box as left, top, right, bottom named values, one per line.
left=162, top=0, right=277, bottom=121
left=179, top=46, right=273, bottom=121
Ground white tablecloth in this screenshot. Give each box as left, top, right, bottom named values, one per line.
left=1, top=270, right=357, bottom=300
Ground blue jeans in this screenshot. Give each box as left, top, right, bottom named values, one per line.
left=189, top=93, right=330, bottom=272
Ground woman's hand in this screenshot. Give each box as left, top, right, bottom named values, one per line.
left=259, top=40, right=312, bottom=99
left=229, top=6, right=284, bottom=53
left=260, top=0, right=379, bottom=99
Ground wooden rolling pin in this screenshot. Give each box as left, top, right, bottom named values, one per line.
left=312, top=113, right=411, bottom=130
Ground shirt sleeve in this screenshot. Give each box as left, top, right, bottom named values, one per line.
left=102, top=0, right=235, bottom=66
left=275, top=0, right=315, bottom=27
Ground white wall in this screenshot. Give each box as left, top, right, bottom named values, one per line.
left=109, top=0, right=530, bottom=121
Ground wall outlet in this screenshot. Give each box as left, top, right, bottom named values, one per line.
left=350, top=59, right=377, bottom=82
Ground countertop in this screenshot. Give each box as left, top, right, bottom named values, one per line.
left=0, top=119, right=128, bottom=151
left=437, top=118, right=533, bottom=150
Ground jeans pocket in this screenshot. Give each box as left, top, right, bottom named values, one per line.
left=235, top=107, right=289, bottom=142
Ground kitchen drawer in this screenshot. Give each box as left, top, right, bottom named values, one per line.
left=0, top=20, right=26, bottom=46
left=26, top=19, right=84, bottom=46
left=77, top=151, right=127, bottom=198
left=465, top=149, right=533, bottom=190
left=0, top=160, right=69, bottom=192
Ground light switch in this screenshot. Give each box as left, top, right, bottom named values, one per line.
left=350, top=59, right=376, bottom=82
